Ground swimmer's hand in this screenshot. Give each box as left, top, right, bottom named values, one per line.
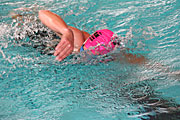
left=54, top=29, right=74, bottom=61
left=38, top=10, right=75, bottom=61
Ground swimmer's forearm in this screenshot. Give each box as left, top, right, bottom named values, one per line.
left=38, top=10, right=70, bottom=35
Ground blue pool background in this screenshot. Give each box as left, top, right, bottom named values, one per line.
left=0, top=0, right=180, bottom=120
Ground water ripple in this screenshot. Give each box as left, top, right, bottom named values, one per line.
left=0, top=0, right=180, bottom=120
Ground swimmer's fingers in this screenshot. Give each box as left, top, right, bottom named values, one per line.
left=54, top=41, right=69, bottom=56
left=54, top=35, right=74, bottom=60
left=54, top=39, right=73, bottom=61
left=53, top=30, right=74, bottom=61
left=54, top=40, right=66, bottom=55
left=55, top=43, right=73, bottom=61
left=54, top=41, right=66, bottom=56
left=56, top=49, right=72, bottom=61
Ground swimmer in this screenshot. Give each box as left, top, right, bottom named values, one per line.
left=38, top=10, right=146, bottom=63
left=10, top=9, right=146, bottom=64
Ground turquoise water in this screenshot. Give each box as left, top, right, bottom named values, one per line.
left=0, top=0, right=180, bottom=120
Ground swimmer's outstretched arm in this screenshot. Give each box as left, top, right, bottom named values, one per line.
left=39, top=10, right=90, bottom=61
left=39, top=10, right=75, bottom=61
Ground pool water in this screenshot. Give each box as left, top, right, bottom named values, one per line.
left=0, top=0, right=180, bottom=120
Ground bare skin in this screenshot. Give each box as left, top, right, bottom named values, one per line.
left=38, top=10, right=90, bottom=61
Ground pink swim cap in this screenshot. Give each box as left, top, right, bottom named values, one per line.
left=81, top=29, right=115, bottom=55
